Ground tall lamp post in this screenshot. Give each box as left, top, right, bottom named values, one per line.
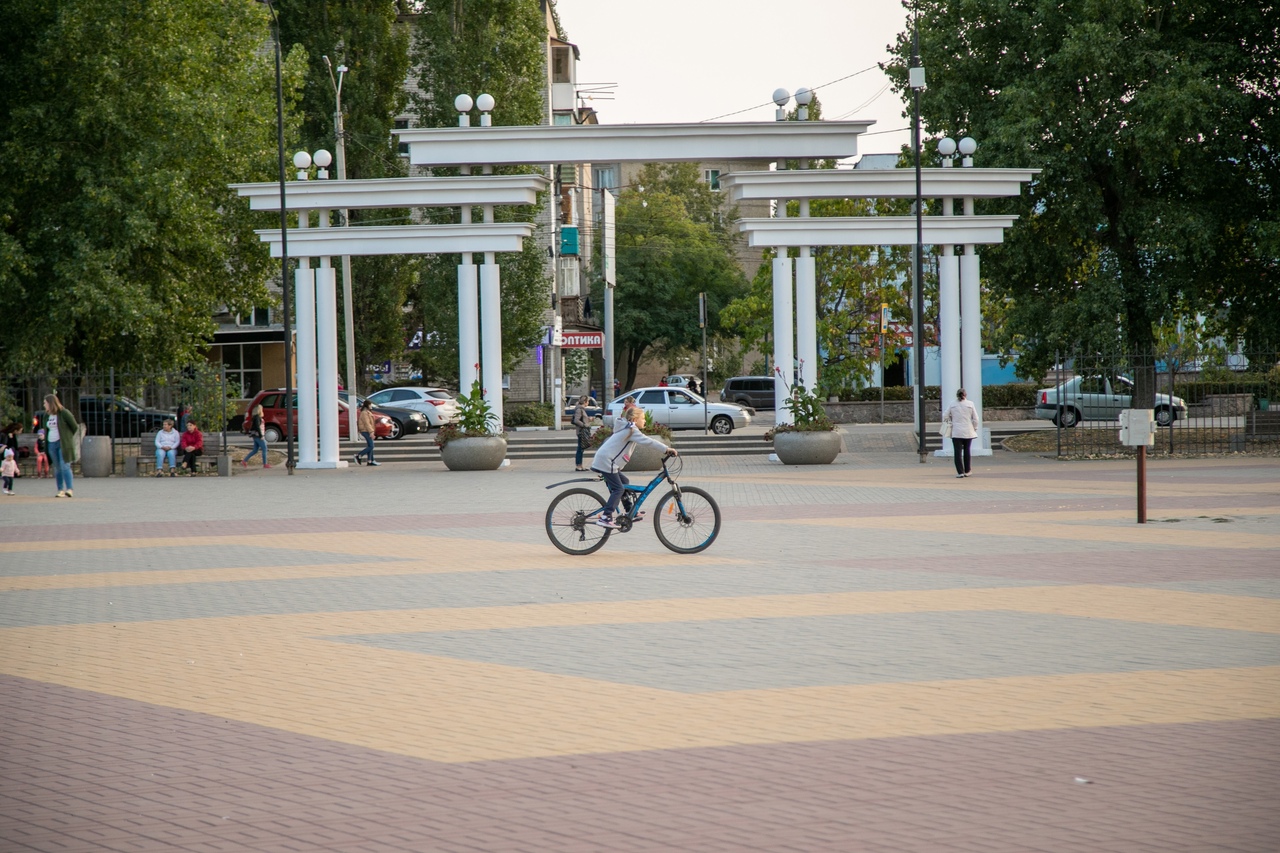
left=263, top=0, right=295, bottom=472
left=909, top=24, right=927, bottom=463
left=323, top=56, right=358, bottom=441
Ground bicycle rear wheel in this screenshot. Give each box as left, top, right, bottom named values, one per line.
left=546, top=488, right=611, bottom=555
left=653, top=486, right=721, bottom=554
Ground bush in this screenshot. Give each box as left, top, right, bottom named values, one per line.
left=982, top=384, right=1038, bottom=408
left=503, top=402, right=554, bottom=428
left=848, top=385, right=939, bottom=402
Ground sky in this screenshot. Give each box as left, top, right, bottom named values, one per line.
left=551, top=0, right=915, bottom=157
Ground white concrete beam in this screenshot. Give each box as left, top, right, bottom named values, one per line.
left=738, top=215, right=1020, bottom=247
left=253, top=223, right=535, bottom=258
left=721, top=168, right=1039, bottom=202
left=396, top=121, right=872, bottom=166
left=231, top=175, right=548, bottom=211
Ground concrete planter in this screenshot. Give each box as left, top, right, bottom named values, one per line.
left=773, top=430, right=841, bottom=465
left=440, top=435, right=507, bottom=471
left=623, top=441, right=671, bottom=472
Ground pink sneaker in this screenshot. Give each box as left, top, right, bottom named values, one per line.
left=263, top=463, right=272, bottom=469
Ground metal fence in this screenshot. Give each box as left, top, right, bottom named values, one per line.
left=1036, top=350, right=1280, bottom=457
left=2, top=368, right=239, bottom=475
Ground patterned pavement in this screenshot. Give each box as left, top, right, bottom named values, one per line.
left=1, top=442, right=1278, bottom=852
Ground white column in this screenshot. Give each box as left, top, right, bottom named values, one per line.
left=935, top=245, right=960, bottom=458
left=772, top=256, right=795, bottom=425
left=480, top=261, right=503, bottom=434
left=294, top=244, right=318, bottom=465
left=457, top=263, right=480, bottom=394
left=795, top=243, right=818, bottom=392
left=316, top=260, right=342, bottom=467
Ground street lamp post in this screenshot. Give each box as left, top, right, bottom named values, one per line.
left=263, top=0, right=294, bottom=473
left=323, top=56, right=358, bottom=441
left=909, top=24, right=927, bottom=463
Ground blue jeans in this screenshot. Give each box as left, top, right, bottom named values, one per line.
left=244, top=436, right=268, bottom=464
left=601, top=470, right=630, bottom=517
left=356, top=431, right=375, bottom=463
left=50, top=440, right=73, bottom=492
left=156, top=447, right=177, bottom=470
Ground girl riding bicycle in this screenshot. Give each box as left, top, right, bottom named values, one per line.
left=589, top=405, right=676, bottom=529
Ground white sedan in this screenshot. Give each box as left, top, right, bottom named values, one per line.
left=608, top=387, right=752, bottom=434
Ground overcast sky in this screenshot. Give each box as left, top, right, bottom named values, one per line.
left=551, top=0, right=914, bottom=157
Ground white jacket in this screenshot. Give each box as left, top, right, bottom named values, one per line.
left=944, top=399, right=980, bottom=439
left=590, top=419, right=669, bottom=474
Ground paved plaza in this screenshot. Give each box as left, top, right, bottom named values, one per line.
left=1, top=435, right=1278, bottom=852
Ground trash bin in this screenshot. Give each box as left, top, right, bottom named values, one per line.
left=80, top=435, right=113, bottom=477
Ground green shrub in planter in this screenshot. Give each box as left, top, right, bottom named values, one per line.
left=504, top=402, right=553, bottom=428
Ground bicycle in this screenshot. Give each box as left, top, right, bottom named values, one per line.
left=544, top=454, right=721, bottom=555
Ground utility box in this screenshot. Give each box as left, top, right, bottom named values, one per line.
left=560, top=225, right=579, bottom=256
left=1118, top=409, right=1156, bottom=446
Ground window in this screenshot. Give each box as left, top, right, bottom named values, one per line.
left=670, top=391, right=696, bottom=406
left=553, top=112, right=573, bottom=126
left=552, top=46, right=571, bottom=83
left=222, top=344, right=263, bottom=398
left=388, top=389, right=417, bottom=402
left=593, top=166, right=617, bottom=191
left=703, top=169, right=720, bottom=190
left=637, top=390, right=664, bottom=405
left=1079, top=376, right=1106, bottom=394
left=394, top=119, right=410, bottom=157
left=259, top=394, right=280, bottom=409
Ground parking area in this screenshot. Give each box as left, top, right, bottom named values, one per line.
left=1, top=449, right=1277, bottom=851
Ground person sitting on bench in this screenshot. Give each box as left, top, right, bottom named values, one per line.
left=179, top=420, right=204, bottom=475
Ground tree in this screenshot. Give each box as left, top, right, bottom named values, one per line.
left=887, top=0, right=1280, bottom=403
left=405, top=0, right=553, bottom=387
left=611, top=166, right=748, bottom=389
left=0, top=0, right=301, bottom=371
left=274, top=0, right=416, bottom=388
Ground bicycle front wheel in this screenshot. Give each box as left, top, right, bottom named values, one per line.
left=546, top=488, right=611, bottom=555
left=653, top=486, right=721, bottom=554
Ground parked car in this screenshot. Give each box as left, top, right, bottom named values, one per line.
left=337, top=391, right=428, bottom=440
left=562, top=396, right=604, bottom=419
left=720, top=376, right=778, bottom=410
left=79, top=395, right=174, bottom=437
left=661, top=374, right=698, bottom=388
left=1033, top=375, right=1188, bottom=427
left=245, top=389, right=393, bottom=442
left=367, top=387, right=458, bottom=428
left=607, top=387, right=752, bottom=434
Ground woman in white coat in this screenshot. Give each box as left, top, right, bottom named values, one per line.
left=943, top=388, right=980, bottom=478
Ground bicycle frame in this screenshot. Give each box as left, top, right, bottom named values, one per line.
left=544, top=464, right=675, bottom=525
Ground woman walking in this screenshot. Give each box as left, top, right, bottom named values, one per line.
left=353, top=400, right=379, bottom=466
left=42, top=393, right=79, bottom=497
left=943, top=388, right=980, bottom=478
left=241, top=404, right=270, bottom=468
left=571, top=395, right=591, bottom=471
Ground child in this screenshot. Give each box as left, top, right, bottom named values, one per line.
left=588, top=405, right=676, bottom=529
left=1, top=448, right=17, bottom=495
left=35, top=428, right=50, bottom=478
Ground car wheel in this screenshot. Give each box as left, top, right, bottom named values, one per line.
left=1057, top=407, right=1081, bottom=428
left=710, top=415, right=734, bottom=435
left=263, top=425, right=283, bottom=443
left=388, top=418, right=403, bottom=440
left=1154, top=406, right=1174, bottom=427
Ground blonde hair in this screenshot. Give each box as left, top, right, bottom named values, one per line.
left=252, top=404, right=264, bottom=417
left=625, top=406, right=646, bottom=424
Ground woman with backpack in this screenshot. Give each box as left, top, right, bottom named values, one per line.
left=241, top=404, right=270, bottom=469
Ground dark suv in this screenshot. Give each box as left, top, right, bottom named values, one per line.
left=79, top=395, right=174, bottom=437
left=720, top=376, right=777, bottom=410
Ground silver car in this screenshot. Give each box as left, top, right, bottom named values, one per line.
left=368, top=386, right=458, bottom=428
left=608, top=387, right=751, bottom=434
left=1034, top=375, right=1187, bottom=427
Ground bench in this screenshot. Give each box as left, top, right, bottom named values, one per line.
left=126, top=452, right=223, bottom=476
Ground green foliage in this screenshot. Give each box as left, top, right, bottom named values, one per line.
left=503, top=402, right=553, bottom=428
left=980, top=384, right=1038, bottom=409
left=435, top=378, right=501, bottom=445
left=178, top=362, right=241, bottom=435
left=0, top=0, right=300, bottom=371
left=846, top=385, right=942, bottom=403
left=611, top=164, right=748, bottom=388
left=589, top=416, right=673, bottom=449
left=887, top=0, right=1280, bottom=371
left=767, top=378, right=835, bottom=439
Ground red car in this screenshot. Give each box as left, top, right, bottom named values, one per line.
left=245, top=389, right=392, bottom=443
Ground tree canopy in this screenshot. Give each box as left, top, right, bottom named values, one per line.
left=887, top=0, right=1280, bottom=375
left=0, top=0, right=300, bottom=371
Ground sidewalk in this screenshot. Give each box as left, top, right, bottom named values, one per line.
left=1, top=451, right=1277, bottom=851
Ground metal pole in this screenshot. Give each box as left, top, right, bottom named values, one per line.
left=266, top=0, right=294, bottom=473
left=324, top=57, right=358, bottom=441
left=700, top=291, right=708, bottom=434
left=911, top=25, right=927, bottom=463
left=1136, top=444, right=1147, bottom=523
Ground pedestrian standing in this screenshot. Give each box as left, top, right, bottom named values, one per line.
left=41, top=393, right=79, bottom=498
left=1, top=448, right=17, bottom=495
left=241, top=404, right=270, bottom=468
left=353, top=400, right=379, bottom=466
left=943, top=388, right=980, bottom=478
left=571, top=395, right=591, bottom=471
